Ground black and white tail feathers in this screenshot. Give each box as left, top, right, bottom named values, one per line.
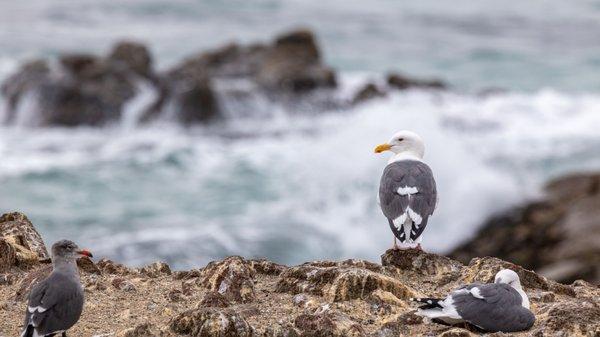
left=22, top=324, right=34, bottom=337
left=410, top=297, right=444, bottom=309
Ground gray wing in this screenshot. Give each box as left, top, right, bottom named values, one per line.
left=379, top=160, right=437, bottom=241
left=24, top=272, right=84, bottom=335
left=452, top=283, right=535, bottom=332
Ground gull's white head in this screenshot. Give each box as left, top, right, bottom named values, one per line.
left=495, top=269, right=530, bottom=309
left=374, top=130, right=425, bottom=159
left=494, top=269, right=521, bottom=287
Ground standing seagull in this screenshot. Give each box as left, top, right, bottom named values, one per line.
left=374, top=130, right=437, bottom=249
left=411, top=269, right=535, bottom=332
left=21, top=240, right=92, bottom=337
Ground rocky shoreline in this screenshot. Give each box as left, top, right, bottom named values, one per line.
left=450, top=172, right=600, bottom=285
left=1, top=212, right=599, bottom=336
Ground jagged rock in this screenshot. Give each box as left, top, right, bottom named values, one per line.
left=532, top=301, right=600, bottom=337
left=116, top=323, right=159, bottom=337
left=0, top=212, right=49, bottom=262
left=167, top=289, right=184, bottom=302
left=256, top=29, right=336, bottom=93
left=139, top=261, right=172, bottom=278
left=198, top=290, right=231, bottom=308
left=170, top=307, right=254, bottom=337
left=463, top=257, right=549, bottom=290
left=294, top=312, right=366, bottom=337
left=2, top=211, right=600, bottom=336
left=96, top=258, right=131, bottom=275
left=329, top=268, right=414, bottom=302
left=76, top=256, right=101, bottom=274
left=450, top=173, right=600, bottom=284
left=386, top=72, right=446, bottom=90
left=0, top=238, right=17, bottom=272
left=381, top=249, right=462, bottom=284
left=198, top=256, right=256, bottom=303
left=276, top=259, right=414, bottom=302
left=109, top=41, right=153, bottom=78
left=112, top=277, right=137, bottom=292
left=351, top=83, right=386, bottom=104
left=262, top=322, right=299, bottom=337
left=248, top=259, right=287, bottom=276
left=173, top=269, right=202, bottom=280
left=437, top=328, right=476, bottom=337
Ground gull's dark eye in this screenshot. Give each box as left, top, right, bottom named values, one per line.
left=398, top=138, right=404, bottom=142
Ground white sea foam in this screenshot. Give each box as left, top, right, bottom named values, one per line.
left=2, top=84, right=600, bottom=268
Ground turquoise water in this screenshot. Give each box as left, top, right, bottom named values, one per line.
left=1, top=1, right=600, bottom=268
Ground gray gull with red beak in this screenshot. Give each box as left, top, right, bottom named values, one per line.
left=411, top=269, right=535, bottom=332
left=375, top=130, right=437, bottom=250
left=21, top=239, right=92, bottom=337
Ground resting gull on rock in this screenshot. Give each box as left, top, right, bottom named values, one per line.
left=411, top=269, right=535, bottom=332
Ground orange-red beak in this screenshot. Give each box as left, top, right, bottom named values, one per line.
left=77, top=249, right=93, bottom=258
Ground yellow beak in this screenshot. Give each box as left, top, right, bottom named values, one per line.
left=374, top=143, right=392, bottom=153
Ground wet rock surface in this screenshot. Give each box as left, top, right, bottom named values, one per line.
left=1, top=212, right=598, bottom=336
left=451, top=172, right=600, bottom=284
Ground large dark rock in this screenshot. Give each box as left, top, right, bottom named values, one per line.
left=109, top=41, right=153, bottom=78
left=387, top=72, right=447, bottom=90
left=1, top=53, right=137, bottom=126
left=255, top=29, right=336, bottom=93
left=450, top=173, right=600, bottom=284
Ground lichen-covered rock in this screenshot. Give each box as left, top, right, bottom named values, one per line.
left=532, top=301, right=600, bottom=337
left=96, top=258, right=131, bottom=275
left=248, top=259, right=287, bottom=276
left=294, top=312, right=366, bottom=337
left=198, top=256, right=256, bottom=303
left=463, top=257, right=549, bottom=290
left=116, top=323, right=159, bottom=337
left=170, top=307, right=254, bottom=337
left=328, top=268, right=414, bottom=302
left=437, top=328, right=477, bottom=337
left=0, top=212, right=49, bottom=262
left=139, top=261, right=172, bottom=278
left=0, top=238, right=17, bottom=272
left=199, top=290, right=231, bottom=308
left=381, top=248, right=462, bottom=283
left=261, top=322, right=299, bottom=337
left=276, top=259, right=414, bottom=303
left=76, top=256, right=101, bottom=274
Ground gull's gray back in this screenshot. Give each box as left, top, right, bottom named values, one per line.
left=453, top=283, right=535, bottom=332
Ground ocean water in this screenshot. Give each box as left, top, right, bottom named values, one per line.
left=1, top=1, right=600, bottom=268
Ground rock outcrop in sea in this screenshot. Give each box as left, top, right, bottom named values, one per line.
left=450, top=172, right=600, bottom=285
left=1, top=212, right=598, bottom=336
left=1, top=29, right=446, bottom=127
